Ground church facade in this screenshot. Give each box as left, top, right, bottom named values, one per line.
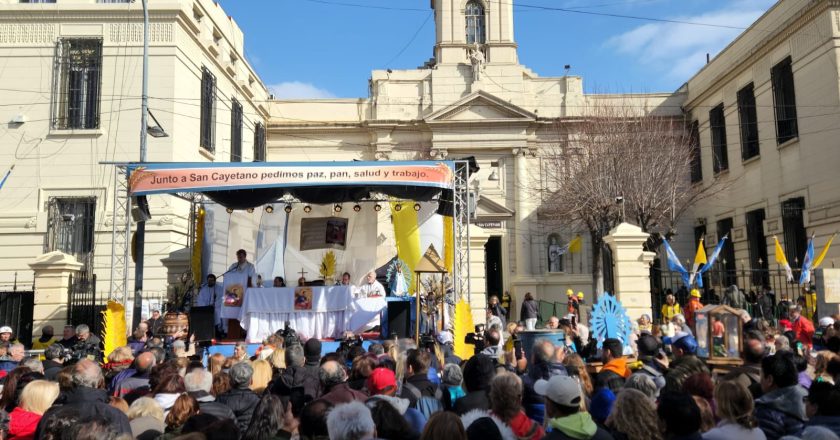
left=267, top=0, right=684, bottom=319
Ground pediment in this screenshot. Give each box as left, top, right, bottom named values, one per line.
left=426, top=90, right=537, bottom=123
left=475, top=196, right=514, bottom=219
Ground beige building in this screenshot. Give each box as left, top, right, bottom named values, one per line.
left=685, top=0, right=840, bottom=298
left=0, top=0, right=268, bottom=330
left=268, top=0, right=683, bottom=320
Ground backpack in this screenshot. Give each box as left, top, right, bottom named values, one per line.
left=403, top=382, right=443, bottom=419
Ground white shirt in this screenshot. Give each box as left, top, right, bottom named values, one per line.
left=356, top=280, right=386, bottom=298
left=196, top=284, right=223, bottom=307
left=228, top=261, right=257, bottom=280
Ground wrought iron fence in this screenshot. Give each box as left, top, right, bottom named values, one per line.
left=0, top=290, right=34, bottom=347
left=651, top=264, right=804, bottom=323
left=67, top=272, right=98, bottom=335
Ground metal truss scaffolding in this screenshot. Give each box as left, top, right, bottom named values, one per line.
left=109, top=165, right=132, bottom=304
left=453, top=160, right=471, bottom=304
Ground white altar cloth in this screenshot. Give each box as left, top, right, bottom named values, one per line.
left=237, top=287, right=385, bottom=342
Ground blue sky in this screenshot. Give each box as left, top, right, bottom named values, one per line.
left=217, top=0, right=777, bottom=99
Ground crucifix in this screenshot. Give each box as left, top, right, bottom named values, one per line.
left=298, top=268, right=308, bottom=278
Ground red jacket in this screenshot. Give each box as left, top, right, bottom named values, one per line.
left=8, top=407, right=42, bottom=440
left=507, top=410, right=545, bottom=440
left=793, top=316, right=815, bottom=347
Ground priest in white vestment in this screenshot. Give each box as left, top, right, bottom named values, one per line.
left=356, top=271, right=386, bottom=298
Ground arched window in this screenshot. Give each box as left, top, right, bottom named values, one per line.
left=465, top=1, right=486, bottom=44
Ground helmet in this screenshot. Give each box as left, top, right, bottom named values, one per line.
left=0, top=326, right=12, bottom=334
left=566, top=289, right=573, bottom=297
left=690, top=289, right=701, bottom=298
left=577, top=292, right=584, bottom=299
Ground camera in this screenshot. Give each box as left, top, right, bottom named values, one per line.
left=464, top=324, right=486, bottom=353
left=278, top=321, right=300, bottom=348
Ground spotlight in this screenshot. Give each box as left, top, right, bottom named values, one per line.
left=395, top=204, right=402, bottom=212
left=334, top=204, right=342, bottom=213
left=265, top=205, right=274, bottom=213
left=226, top=208, right=234, bottom=214
left=284, top=204, right=293, bottom=214
left=303, top=205, right=312, bottom=213
left=414, top=203, right=421, bottom=211
left=353, top=204, right=361, bottom=212
left=246, top=207, right=255, bottom=213
left=374, top=204, right=382, bottom=212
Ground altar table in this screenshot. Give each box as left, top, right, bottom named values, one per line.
left=235, top=287, right=387, bottom=342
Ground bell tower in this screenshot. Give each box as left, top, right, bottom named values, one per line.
left=432, top=0, right=518, bottom=65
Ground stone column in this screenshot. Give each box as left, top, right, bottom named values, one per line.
left=28, top=251, right=82, bottom=337
left=511, top=147, right=538, bottom=320
left=603, top=223, right=656, bottom=320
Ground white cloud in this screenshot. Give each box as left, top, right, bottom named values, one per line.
left=268, top=81, right=335, bottom=99
left=605, top=0, right=776, bottom=81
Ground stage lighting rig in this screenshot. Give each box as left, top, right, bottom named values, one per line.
left=394, top=204, right=402, bottom=212
left=353, top=204, right=361, bottom=212
left=334, top=204, right=342, bottom=213
left=226, top=208, right=234, bottom=214
left=265, top=205, right=274, bottom=213
left=303, top=205, right=312, bottom=213
left=414, top=203, right=421, bottom=211
left=284, top=204, right=293, bottom=214
left=246, top=208, right=255, bottom=213
left=374, top=204, right=382, bottom=212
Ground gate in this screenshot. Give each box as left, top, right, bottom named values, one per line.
left=0, top=290, right=35, bottom=347
left=68, top=272, right=98, bottom=336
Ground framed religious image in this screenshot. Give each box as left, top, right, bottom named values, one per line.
left=295, top=287, right=313, bottom=311
left=325, top=218, right=348, bottom=247
left=224, top=284, right=244, bottom=307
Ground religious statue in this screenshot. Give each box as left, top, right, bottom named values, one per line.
left=469, top=44, right=485, bottom=82
left=548, top=235, right=562, bottom=272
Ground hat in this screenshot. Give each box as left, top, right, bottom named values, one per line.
left=637, top=334, right=660, bottom=357
left=589, top=388, right=616, bottom=424
left=566, top=289, right=573, bottom=297
left=437, top=331, right=454, bottom=345
left=534, top=375, right=582, bottom=407
left=577, top=292, right=584, bottom=299
left=366, top=367, right=397, bottom=395
left=304, top=338, right=322, bottom=362
left=819, top=317, right=835, bottom=327
left=0, top=327, right=12, bottom=334
left=690, top=289, right=701, bottom=298
left=665, top=332, right=698, bottom=355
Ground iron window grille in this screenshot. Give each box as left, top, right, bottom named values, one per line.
left=253, top=122, right=266, bottom=162
left=53, top=39, right=102, bottom=130
left=781, top=197, right=807, bottom=268
left=746, top=209, right=769, bottom=286
left=465, top=1, right=486, bottom=45
left=46, top=197, right=96, bottom=273
left=716, top=217, right=737, bottom=286
left=231, top=99, right=243, bottom=162
left=689, top=120, right=702, bottom=183
left=200, top=67, right=217, bottom=153
left=771, top=57, right=799, bottom=144
left=709, top=104, right=729, bottom=173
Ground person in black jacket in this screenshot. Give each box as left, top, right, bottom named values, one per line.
left=520, top=292, right=540, bottom=330
left=185, top=369, right=236, bottom=422
left=271, top=344, right=320, bottom=400
left=42, top=344, right=65, bottom=381
left=754, top=352, right=807, bottom=440
left=216, top=361, right=260, bottom=433
left=34, top=359, right=132, bottom=439
left=399, top=349, right=440, bottom=407
left=454, top=354, right=495, bottom=415
left=489, top=295, right=507, bottom=328
left=803, top=381, right=840, bottom=437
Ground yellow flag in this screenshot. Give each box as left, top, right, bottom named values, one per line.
left=814, top=233, right=836, bottom=269
left=102, top=300, right=127, bottom=359
left=443, top=216, right=454, bottom=273
left=568, top=236, right=582, bottom=254
left=693, top=238, right=707, bottom=265
left=774, top=236, right=789, bottom=265
left=391, top=201, right=421, bottom=294
left=452, top=299, right=476, bottom=360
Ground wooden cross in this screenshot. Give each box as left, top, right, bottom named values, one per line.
left=298, top=268, right=308, bottom=278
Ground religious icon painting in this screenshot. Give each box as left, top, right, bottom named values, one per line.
left=224, top=284, right=244, bottom=307
left=295, top=287, right=313, bottom=311
left=325, top=218, right=348, bottom=247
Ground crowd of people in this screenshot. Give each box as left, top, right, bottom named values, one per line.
left=0, top=284, right=837, bottom=440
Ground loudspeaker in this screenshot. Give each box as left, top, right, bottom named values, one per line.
left=131, top=196, right=152, bottom=222
left=387, top=301, right=412, bottom=339
left=189, top=306, right=215, bottom=341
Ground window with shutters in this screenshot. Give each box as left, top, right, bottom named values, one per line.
left=53, top=39, right=102, bottom=130
left=771, top=57, right=798, bottom=144
left=709, top=104, right=729, bottom=173
left=737, top=83, right=760, bottom=160
left=230, top=99, right=242, bottom=162
left=781, top=197, right=807, bottom=268
left=716, top=218, right=737, bottom=286
left=253, top=122, right=266, bottom=162
left=689, top=120, right=702, bottom=183
left=746, top=209, right=769, bottom=286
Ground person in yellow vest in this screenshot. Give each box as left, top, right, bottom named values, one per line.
left=32, top=325, right=58, bottom=359
left=799, top=287, right=817, bottom=321
left=661, top=293, right=682, bottom=324
left=685, top=289, right=704, bottom=329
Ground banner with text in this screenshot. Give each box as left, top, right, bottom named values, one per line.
left=128, top=161, right=455, bottom=195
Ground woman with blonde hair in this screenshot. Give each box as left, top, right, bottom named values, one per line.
left=8, top=380, right=60, bottom=440
left=703, top=380, right=765, bottom=440
left=605, top=388, right=661, bottom=440
left=250, top=359, right=273, bottom=394
left=208, top=352, right=226, bottom=375
left=268, top=346, right=286, bottom=372
left=126, top=396, right=165, bottom=439
left=563, top=353, right=594, bottom=397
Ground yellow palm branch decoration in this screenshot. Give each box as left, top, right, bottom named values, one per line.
left=101, top=300, right=127, bottom=359
left=192, top=207, right=206, bottom=286
left=320, top=250, right=336, bottom=280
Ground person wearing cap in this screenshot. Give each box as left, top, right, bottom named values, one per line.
left=595, top=338, right=629, bottom=393
left=635, top=333, right=666, bottom=392
left=662, top=332, right=709, bottom=394
left=366, top=367, right=427, bottom=433
left=685, top=289, right=703, bottom=329
left=31, top=326, right=57, bottom=356
left=536, top=375, right=613, bottom=440
left=566, top=289, right=579, bottom=317
left=801, top=287, right=818, bottom=321
left=0, top=326, right=16, bottom=345
left=789, top=304, right=815, bottom=348
left=815, top=316, right=836, bottom=351
left=661, top=294, right=682, bottom=325
left=436, top=331, right=461, bottom=366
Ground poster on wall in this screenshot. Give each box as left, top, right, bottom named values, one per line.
left=300, top=217, right=349, bottom=251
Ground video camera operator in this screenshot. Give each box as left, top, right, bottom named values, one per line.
left=72, top=324, right=103, bottom=363
left=465, top=324, right=486, bottom=355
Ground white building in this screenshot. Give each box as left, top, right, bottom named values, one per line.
left=0, top=0, right=268, bottom=328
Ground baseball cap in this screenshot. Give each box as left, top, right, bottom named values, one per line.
left=664, top=332, right=698, bottom=354
left=662, top=331, right=689, bottom=346
left=437, top=331, right=454, bottom=345
left=0, top=326, right=12, bottom=334
left=819, top=317, right=835, bottom=327
left=367, top=367, right=397, bottom=395
left=534, top=375, right=582, bottom=407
